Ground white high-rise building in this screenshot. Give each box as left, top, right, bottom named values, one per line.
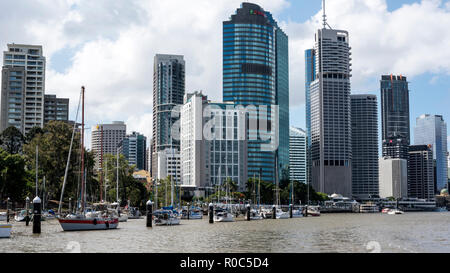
left=180, top=92, right=247, bottom=197
left=379, top=157, right=408, bottom=199
left=1, top=44, right=46, bottom=133
left=309, top=26, right=352, bottom=197
left=92, top=121, right=127, bottom=170
left=157, top=148, right=181, bottom=185
left=289, top=127, right=307, bottom=183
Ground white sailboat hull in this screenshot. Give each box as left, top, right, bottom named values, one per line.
left=14, top=216, right=26, bottom=222
left=154, top=217, right=180, bottom=226
left=0, top=224, right=12, bottom=238
left=276, top=212, right=289, bottom=219
left=119, top=214, right=128, bottom=222
left=214, top=214, right=235, bottom=222
left=292, top=210, right=304, bottom=218
left=58, top=217, right=119, bottom=231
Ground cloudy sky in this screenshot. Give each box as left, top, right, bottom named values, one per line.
left=1, top=0, right=449, bottom=150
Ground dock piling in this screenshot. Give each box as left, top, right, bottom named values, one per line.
left=272, top=205, right=276, bottom=219
left=209, top=203, right=214, bottom=224
left=246, top=204, right=251, bottom=221
left=25, top=197, right=30, bottom=226
left=32, top=196, right=41, bottom=234
left=187, top=203, right=190, bottom=220
left=289, top=204, right=293, bottom=219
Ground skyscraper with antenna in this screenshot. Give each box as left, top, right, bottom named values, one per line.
left=306, top=0, right=353, bottom=197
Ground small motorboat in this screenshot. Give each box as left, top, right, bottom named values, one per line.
left=14, top=210, right=28, bottom=222
left=276, top=209, right=289, bottom=219
left=306, top=206, right=321, bottom=217
left=388, top=209, right=404, bottom=215
left=0, top=212, right=7, bottom=222
left=214, top=208, right=235, bottom=222
left=249, top=209, right=264, bottom=220
left=127, top=207, right=143, bottom=219
left=43, top=209, right=56, bottom=220
left=381, top=208, right=390, bottom=214
left=181, top=207, right=203, bottom=220
left=153, top=208, right=180, bottom=226
left=292, top=209, right=304, bottom=218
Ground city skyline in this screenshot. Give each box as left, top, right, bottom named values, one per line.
left=0, top=0, right=449, bottom=151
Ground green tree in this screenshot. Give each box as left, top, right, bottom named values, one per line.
left=25, top=126, right=44, bottom=144
left=0, top=148, right=33, bottom=202
left=23, top=121, right=82, bottom=204
left=0, top=126, right=25, bottom=154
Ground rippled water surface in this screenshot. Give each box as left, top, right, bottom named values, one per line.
left=1, top=212, right=449, bottom=253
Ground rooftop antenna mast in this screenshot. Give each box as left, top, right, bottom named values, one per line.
left=322, top=0, right=332, bottom=29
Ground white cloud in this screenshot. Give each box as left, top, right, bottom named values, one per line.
left=37, top=0, right=288, bottom=148
left=286, top=0, right=450, bottom=105
left=1, top=0, right=450, bottom=148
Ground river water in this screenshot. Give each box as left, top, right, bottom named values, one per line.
left=1, top=212, right=449, bottom=253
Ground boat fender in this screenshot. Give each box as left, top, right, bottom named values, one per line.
left=93, top=219, right=97, bottom=225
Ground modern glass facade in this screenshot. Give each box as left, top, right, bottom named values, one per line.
left=351, top=95, right=379, bottom=197
left=408, top=145, right=435, bottom=200
left=414, top=114, right=448, bottom=192
left=381, top=75, right=410, bottom=160
left=152, top=54, right=185, bottom=178
left=122, top=131, right=147, bottom=171
left=305, top=49, right=316, bottom=186
left=223, top=3, right=289, bottom=183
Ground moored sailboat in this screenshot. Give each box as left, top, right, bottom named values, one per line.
left=57, top=87, right=118, bottom=231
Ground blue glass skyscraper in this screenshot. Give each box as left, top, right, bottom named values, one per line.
left=414, top=114, right=448, bottom=192
left=223, top=3, right=289, bottom=182
left=305, top=49, right=316, bottom=186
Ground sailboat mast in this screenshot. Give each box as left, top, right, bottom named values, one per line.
left=258, top=169, right=261, bottom=208
left=35, top=145, right=38, bottom=197
left=171, top=148, right=174, bottom=207
left=218, top=166, right=221, bottom=204
left=105, top=158, right=108, bottom=203
left=116, top=149, right=119, bottom=202
left=43, top=176, right=46, bottom=212
left=58, top=89, right=82, bottom=216
left=80, top=86, right=85, bottom=214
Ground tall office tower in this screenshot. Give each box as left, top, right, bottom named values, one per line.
left=309, top=13, right=352, bottom=197
left=91, top=121, right=127, bottom=170
left=379, top=157, right=408, bottom=199
left=414, top=114, right=448, bottom=192
left=121, top=131, right=147, bottom=171
left=305, top=49, right=316, bottom=187
left=1, top=44, right=46, bottom=133
left=223, top=3, right=289, bottom=183
left=289, top=127, right=307, bottom=183
left=152, top=54, right=185, bottom=179
left=180, top=92, right=248, bottom=197
left=43, top=94, right=69, bottom=124
left=408, top=145, right=435, bottom=200
left=381, top=75, right=410, bottom=160
left=351, top=95, right=379, bottom=198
